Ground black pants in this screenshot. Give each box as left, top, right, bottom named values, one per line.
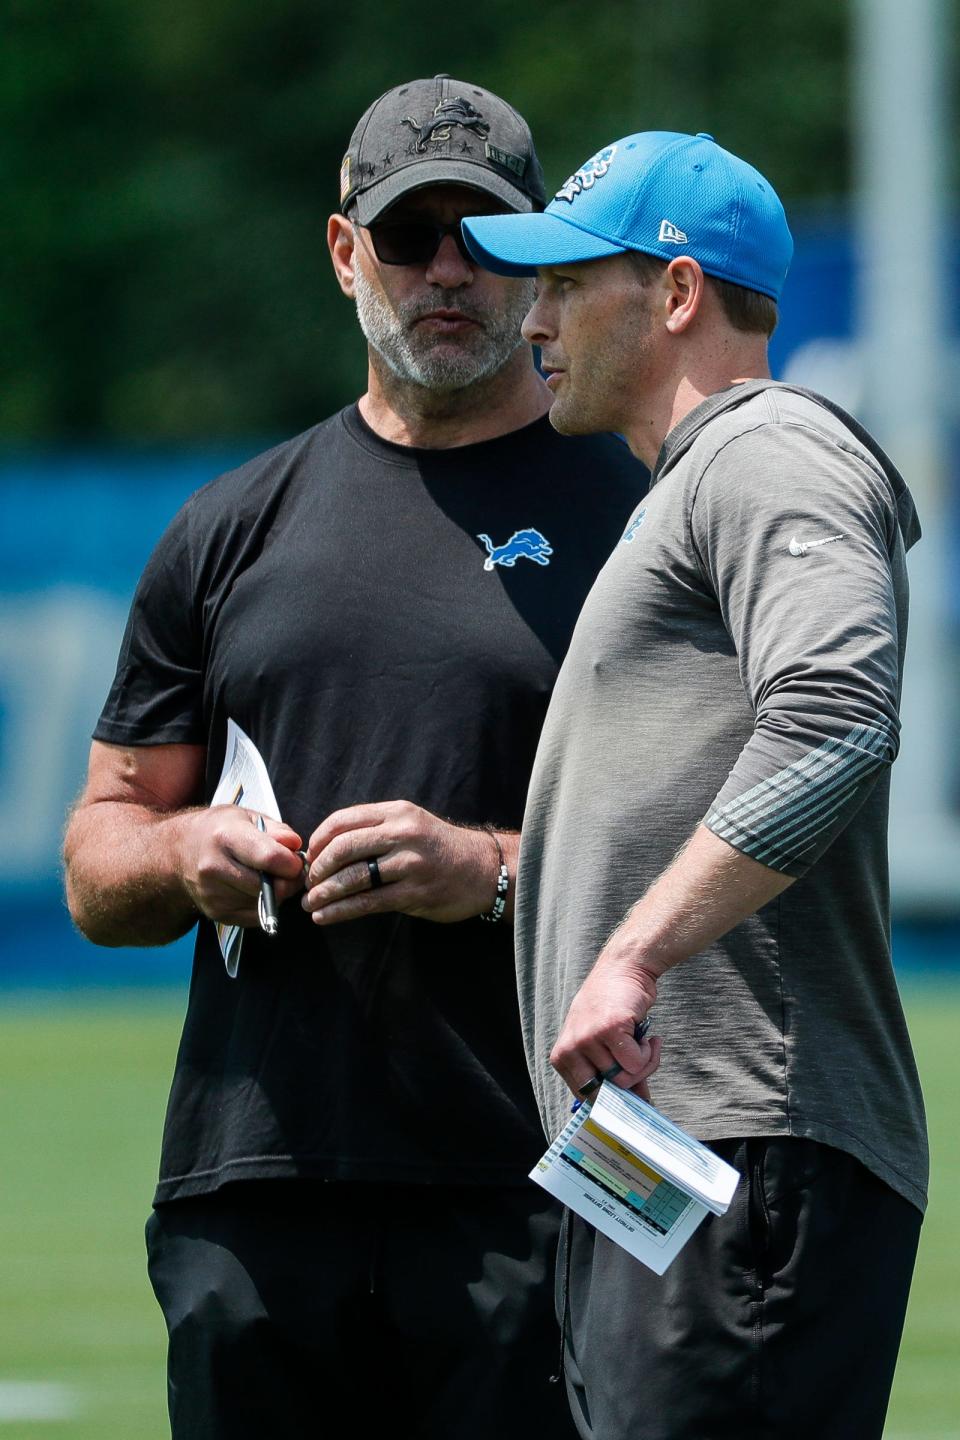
left=561, top=1138, right=922, bottom=1440
left=146, top=1179, right=578, bottom=1440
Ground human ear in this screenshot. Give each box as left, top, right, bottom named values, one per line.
left=327, top=213, right=357, bottom=299
left=664, top=258, right=704, bottom=334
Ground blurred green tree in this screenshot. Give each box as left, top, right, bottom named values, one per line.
left=4, top=0, right=853, bottom=442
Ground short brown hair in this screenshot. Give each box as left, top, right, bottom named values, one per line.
left=711, top=276, right=779, bottom=337
left=625, top=250, right=778, bottom=336
left=625, top=251, right=668, bottom=287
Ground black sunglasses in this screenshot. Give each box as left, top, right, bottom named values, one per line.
left=365, top=220, right=475, bottom=267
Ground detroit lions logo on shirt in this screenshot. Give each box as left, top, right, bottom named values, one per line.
left=554, top=145, right=618, bottom=204
left=477, top=529, right=553, bottom=571
left=621, top=509, right=647, bottom=543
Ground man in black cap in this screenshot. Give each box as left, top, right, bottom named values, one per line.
left=63, top=77, right=644, bottom=1438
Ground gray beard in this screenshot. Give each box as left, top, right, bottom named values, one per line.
left=353, top=264, right=535, bottom=393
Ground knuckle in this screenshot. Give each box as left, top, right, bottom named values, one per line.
left=395, top=803, right=421, bottom=834
left=340, top=838, right=365, bottom=869
left=196, top=854, right=220, bottom=884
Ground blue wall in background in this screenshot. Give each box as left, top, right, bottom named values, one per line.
left=4, top=907, right=955, bottom=993
left=1, top=212, right=957, bottom=990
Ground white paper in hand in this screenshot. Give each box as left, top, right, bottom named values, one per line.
left=530, top=1082, right=740, bottom=1275
left=210, top=719, right=282, bottom=978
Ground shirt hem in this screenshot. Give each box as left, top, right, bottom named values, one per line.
left=691, top=1111, right=927, bottom=1215
left=153, top=1153, right=538, bottom=1204
left=93, top=718, right=206, bottom=746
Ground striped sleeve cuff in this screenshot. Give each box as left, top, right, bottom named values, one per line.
left=704, top=721, right=896, bottom=874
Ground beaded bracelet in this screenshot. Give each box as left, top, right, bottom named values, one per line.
left=480, top=826, right=509, bottom=923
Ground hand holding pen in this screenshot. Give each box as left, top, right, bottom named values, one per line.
left=254, top=814, right=309, bottom=937
left=571, top=1016, right=654, bottom=1112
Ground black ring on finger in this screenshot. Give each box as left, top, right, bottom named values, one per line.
left=367, top=858, right=383, bottom=890
left=577, top=1074, right=603, bottom=1099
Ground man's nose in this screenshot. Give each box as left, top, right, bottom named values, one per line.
left=424, top=232, right=475, bottom=287
left=522, top=291, right=552, bottom=346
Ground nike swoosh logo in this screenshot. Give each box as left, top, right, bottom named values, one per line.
left=788, top=534, right=845, bottom=557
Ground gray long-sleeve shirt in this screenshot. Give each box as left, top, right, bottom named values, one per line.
left=517, top=382, right=928, bottom=1212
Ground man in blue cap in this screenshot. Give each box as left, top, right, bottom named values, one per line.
left=463, top=133, right=927, bottom=1438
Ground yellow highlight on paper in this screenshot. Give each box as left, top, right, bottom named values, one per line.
left=584, top=1119, right=664, bottom=1185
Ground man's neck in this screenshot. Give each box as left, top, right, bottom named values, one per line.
left=358, top=349, right=552, bottom=449
left=624, top=343, right=772, bottom=469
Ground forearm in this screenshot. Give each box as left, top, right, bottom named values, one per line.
left=549, top=825, right=794, bottom=1096
left=64, top=800, right=200, bottom=947
left=601, top=824, right=795, bottom=983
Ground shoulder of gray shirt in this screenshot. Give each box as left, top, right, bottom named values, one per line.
left=655, top=380, right=921, bottom=553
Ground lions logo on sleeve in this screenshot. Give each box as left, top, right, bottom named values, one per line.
left=621, top=509, right=647, bottom=544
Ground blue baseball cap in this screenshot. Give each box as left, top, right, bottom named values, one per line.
left=462, top=130, right=793, bottom=301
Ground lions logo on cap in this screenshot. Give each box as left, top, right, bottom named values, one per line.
left=554, top=144, right=617, bottom=204
left=403, top=98, right=490, bottom=153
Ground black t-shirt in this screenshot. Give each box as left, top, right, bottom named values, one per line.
left=95, top=404, right=646, bottom=1200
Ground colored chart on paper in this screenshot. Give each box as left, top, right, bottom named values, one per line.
left=561, top=1117, right=691, bottom=1235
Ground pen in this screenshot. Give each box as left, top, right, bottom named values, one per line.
left=571, top=1016, right=651, bottom=1112
left=256, top=814, right=279, bottom=936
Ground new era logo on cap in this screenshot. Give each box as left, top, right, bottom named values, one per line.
left=658, top=219, right=688, bottom=244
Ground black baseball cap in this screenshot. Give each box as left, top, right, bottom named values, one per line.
left=339, top=74, right=546, bottom=224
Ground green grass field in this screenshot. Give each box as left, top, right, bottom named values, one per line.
left=0, top=983, right=957, bottom=1439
